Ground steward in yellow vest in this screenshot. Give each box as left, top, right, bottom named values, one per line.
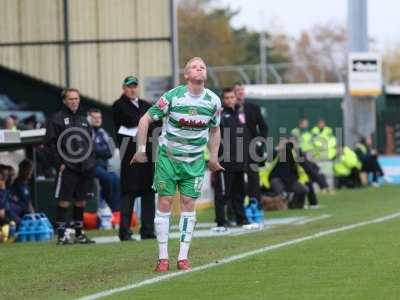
left=333, top=146, right=362, bottom=189
left=290, top=118, right=313, bottom=154
left=311, top=120, right=337, bottom=160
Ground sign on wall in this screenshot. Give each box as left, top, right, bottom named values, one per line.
left=348, top=52, right=382, bottom=97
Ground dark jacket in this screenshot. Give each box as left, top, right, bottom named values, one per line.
left=44, top=105, right=95, bottom=173
left=112, top=95, right=161, bottom=193
left=10, top=178, right=31, bottom=211
left=92, top=127, right=113, bottom=169
left=219, top=104, right=247, bottom=172
left=242, top=102, right=268, bottom=164
left=270, top=146, right=299, bottom=185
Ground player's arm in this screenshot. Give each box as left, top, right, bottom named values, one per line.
left=130, top=112, right=153, bottom=164
left=130, top=94, right=170, bottom=164
left=208, top=126, right=224, bottom=172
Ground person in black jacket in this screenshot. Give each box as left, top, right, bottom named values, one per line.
left=112, top=76, right=161, bottom=241
left=233, top=82, right=268, bottom=203
left=269, top=140, right=309, bottom=209
left=88, top=108, right=120, bottom=212
left=214, top=88, right=249, bottom=228
left=44, top=88, right=96, bottom=245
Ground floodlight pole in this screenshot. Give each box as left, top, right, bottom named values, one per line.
left=170, top=0, right=180, bottom=87
left=344, top=0, right=370, bottom=147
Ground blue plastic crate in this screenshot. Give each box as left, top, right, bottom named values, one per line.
left=245, top=198, right=265, bottom=224
left=17, top=213, right=54, bottom=243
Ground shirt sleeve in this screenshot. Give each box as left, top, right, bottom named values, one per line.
left=209, top=97, right=222, bottom=128
left=147, top=91, right=173, bottom=121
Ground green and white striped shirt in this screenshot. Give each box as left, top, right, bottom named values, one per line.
left=148, top=85, right=221, bottom=162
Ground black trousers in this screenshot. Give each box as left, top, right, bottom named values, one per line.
left=119, top=190, right=155, bottom=238
left=246, top=165, right=261, bottom=200
left=362, top=156, right=384, bottom=183
left=306, top=182, right=318, bottom=206
left=270, top=178, right=308, bottom=209
left=336, top=168, right=362, bottom=189
left=214, top=171, right=248, bottom=226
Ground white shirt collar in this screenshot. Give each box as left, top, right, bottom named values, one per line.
left=130, top=98, right=139, bottom=108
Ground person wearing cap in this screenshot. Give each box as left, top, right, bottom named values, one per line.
left=112, top=76, right=161, bottom=241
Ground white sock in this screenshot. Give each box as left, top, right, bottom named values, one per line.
left=178, top=211, right=196, bottom=261
left=154, top=210, right=171, bottom=260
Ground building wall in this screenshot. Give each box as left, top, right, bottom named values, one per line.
left=248, top=97, right=344, bottom=146
left=0, top=0, right=173, bottom=104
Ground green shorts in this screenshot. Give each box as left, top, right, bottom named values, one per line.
left=153, top=148, right=206, bottom=199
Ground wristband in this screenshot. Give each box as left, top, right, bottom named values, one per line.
left=138, top=145, right=146, bottom=153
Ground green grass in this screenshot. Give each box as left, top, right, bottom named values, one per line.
left=1, top=186, right=400, bottom=300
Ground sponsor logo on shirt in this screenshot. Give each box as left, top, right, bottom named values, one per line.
left=179, top=118, right=206, bottom=128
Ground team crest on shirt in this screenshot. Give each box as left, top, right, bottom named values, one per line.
left=64, top=118, right=70, bottom=125
left=156, top=97, right=168, bottom=109
left=188, top=107, right=197, bottom=116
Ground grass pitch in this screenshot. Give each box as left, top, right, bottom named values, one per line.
left=1, top=186, right=400, bottom=300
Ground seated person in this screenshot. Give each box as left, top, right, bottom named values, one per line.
left=0, top=167, right=9, bottom=227
left=334, top=146, right=362, bottom=189
left=88, top=108, right=121, bottom=212
left=260, top=139, right=309, bottom=209
left=298, top=152, right=324, bottom=208
left=354, top=136, right=384, bottom=187
left=9, top=159, right=35, bottom=224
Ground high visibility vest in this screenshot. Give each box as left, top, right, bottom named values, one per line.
left=311, top=126, right=337, bottom=160
left=333, top=146, right=362, bottom=177
left=259, top=150, right=309, bottom=189
left=291, top=127, right=313, bottom=153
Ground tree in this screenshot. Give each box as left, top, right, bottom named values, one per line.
left=177, top=0, right=292, bottom=87
left=287, top=22, right=346, bottom=83
left=383, top=46, right=400, bottom=84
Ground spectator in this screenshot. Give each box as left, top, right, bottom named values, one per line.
left=112, top=76, right=160, bottom=240
left=9, top=159, right=35, bottom=224
left=5, top=165, right=16, bottom=188
left=0, top=167, right=10, bottom=228
left=4, top=116, right=17, bottom=131
left=260, top=139, right=309, bottom=209
left=333, top=146, right=362, bottom=189
left=88, top=108, right=121, bottom=212
left=297, top=152, right=325, bottom=208
left=354, top=136, right=384, bottom=187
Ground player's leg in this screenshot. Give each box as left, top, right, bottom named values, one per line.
left=155, top=196, right=174, bottom=260
left=54, top=168, right=73, bottom=245
left=73, top=172, right=95, bottom=244
left=153, top=153, right=178, bottom=272
left=177, top=171, right=205, bottom=270
left=177, top=193, right=196, bottom=270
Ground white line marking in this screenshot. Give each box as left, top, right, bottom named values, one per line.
left=294, top=214, right=331, bottom=225
left=76, top=211, right=400, bottom=300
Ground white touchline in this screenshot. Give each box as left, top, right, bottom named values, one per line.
left=294, top=214, right=331, bottom=225
left=76, top=211, right=400, bottom=300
